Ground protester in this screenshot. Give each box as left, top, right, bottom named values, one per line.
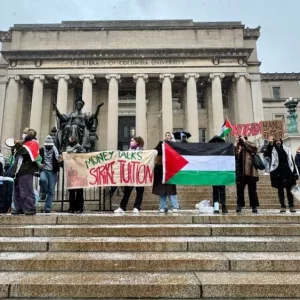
left=259, top=139, right=270, bottom=175
left=152, top=132, right=180, bottom=213
left=265, top=137, right=298, bottom=213
left=114, top=136, right=145, bottom=214
left=65, top=136, right=86, bottom=213
left=39, top=135, right=62, bottom=213
left=208, top=135, right=228, bottom=214
left=295, top=146, right=300, bottom=174
left=11, top=129, right=39, bottom=215
left=181, top=135, right=188, bottom=143
left=235, top=136, right=260, bottom=213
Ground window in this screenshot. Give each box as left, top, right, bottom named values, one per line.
left=197, top=89, right=205, bottom=109
left=274, top=114, right=285, bottom=121
left=272, top=87, right=281, bottom=100
left=172, top=89, right=183, bottom=110
left=222, top=88, right=229, bottom=108
left=199, top=129, right=206, bottom=143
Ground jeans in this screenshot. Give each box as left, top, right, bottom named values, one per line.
left=39, top=170, right=57, bottom=211
left=159, top=194, right=179, bottom=210
left=120, top=186, right=144, bottom=211
left=263, top=157, right=270, bottom=173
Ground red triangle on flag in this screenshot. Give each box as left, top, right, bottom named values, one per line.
left=164, top=142, right=188, bottom=182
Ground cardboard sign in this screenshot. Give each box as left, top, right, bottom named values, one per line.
left=261, top=120, right=285, bottom=139
left=63, top=150, right=157, bottom=189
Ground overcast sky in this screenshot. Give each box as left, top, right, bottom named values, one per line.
left=0, top=0, right=299, bottom=73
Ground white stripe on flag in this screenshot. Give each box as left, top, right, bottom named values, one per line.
left=181, top=155, right=235, bottom=172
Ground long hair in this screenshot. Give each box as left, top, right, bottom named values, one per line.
left=133, top=136, right=144, bottom=148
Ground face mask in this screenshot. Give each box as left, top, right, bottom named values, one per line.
left=69, top=141, right=76, bottom=147
left=45, top=146, right=53, bottom=150
left=22, top=133, right=26, bottom=139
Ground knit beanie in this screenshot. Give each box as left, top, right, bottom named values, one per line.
left=44, top=135, right=54, bottom=146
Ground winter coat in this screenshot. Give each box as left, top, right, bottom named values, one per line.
left=152, top=140, right=177, bottom=196
left=40, top=147, right=61, bottom=173
left=235, top=140, right=259, bottom=181
left=12, top=146, right=39, bottom=176
left=265, top=143, right=298, bottom=188
left=295, top=150, right=300, bottom=173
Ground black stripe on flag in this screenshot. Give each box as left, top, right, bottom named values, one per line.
left=165, top=141, right=234, bottom=156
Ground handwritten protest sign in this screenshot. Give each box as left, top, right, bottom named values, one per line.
left=231, top=120, right=285, bottom=138
left=63, top=150, right=157, bottom=189
left=261, top=120, right=285, bottom=139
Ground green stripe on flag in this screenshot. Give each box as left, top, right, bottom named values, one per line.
left=167, top=170, right=236, bottom=186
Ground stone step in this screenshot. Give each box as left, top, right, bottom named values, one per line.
left=1, top=271, right=300, bottom=298
left=2, top=236, right=300, bottom=252
left=1, top=211, right=300, bottom=225
left=1, top=223, right=300, bottom=237
left=2, top=252, right=300, bottom=272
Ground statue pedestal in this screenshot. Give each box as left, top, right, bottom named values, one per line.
left=283, top=135, right=300, bottom=155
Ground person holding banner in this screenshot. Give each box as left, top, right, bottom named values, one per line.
left=235, top=136, right=260, bottom=213
left=152, top=132, right=179, bottom=213
left=265, top=137, right=297, bottom=213
left=65, top=136, right=86, bottom=213
left=114, top=136, right=145, bottom=214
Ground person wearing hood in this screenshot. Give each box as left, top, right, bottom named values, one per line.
left=39, top=135, right=62, bottom=213
left=208, top=136, right=228, bottom=213
left=265, top=137, right=298, bottom=213
left=295, top=147, right=300, bottom=174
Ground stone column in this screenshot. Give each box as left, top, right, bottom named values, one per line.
left=159, top=74, right=174, bottom=136
left=106, top=74, right=121, bottom=150
left=79, top=75, right=95, bottom=114
left=1, top=76, right=22, bottom=146
left=248, top=74, right=264, bottom=122
left=54, top=75, right=71, bottom=114
left=134, top=74, right=148, bottom=141
left=209, top=73, right=225, bottom=136
left=0, top=77, right=8, bottom=143
left=29, top=75, right=46, bottom=140
left=235, top=73, right=249, bottom=124
left=184, top=73, right=199, bottom=142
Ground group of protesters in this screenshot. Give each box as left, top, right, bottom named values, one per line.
left=5, top=125, right=299, bottom=215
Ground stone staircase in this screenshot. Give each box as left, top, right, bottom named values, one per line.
left=1, top=211, right=300, bottom=299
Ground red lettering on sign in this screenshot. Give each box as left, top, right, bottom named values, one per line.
left=89, top=161, right=116, bottom=185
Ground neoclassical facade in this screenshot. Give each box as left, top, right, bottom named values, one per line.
left=0, top=20, right=269, bottom=152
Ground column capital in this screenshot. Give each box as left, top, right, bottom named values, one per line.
left=209, top=73, right=225, bottom=80
left=234, top=72, right=249, bottom=79
left=105, top=74, right=121, bottom=82
left=133, top=74, right=148, bottom=82
left=29, top=75, right=46, bottom=81
left=159, top=73, right=174, bottom=82
left=247, top=74, right=261, bottom=82
left=184, top=73, right=200, bottom=82
left=6, top=75, right=23, bottom=83
left=79, top=74, right=96, bottom=83
left=54, top=75, right=72, bottom=83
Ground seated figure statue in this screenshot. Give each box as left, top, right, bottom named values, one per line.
left=54, top=99, right=104, bottom=152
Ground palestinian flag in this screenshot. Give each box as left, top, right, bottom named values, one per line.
left=162, top=141, right=235, bottom=185
left=23, top=139, right=40, bottom=162
left=219, top=118, right=233, bottom=138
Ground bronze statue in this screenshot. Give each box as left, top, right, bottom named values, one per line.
left=53, top=99, right=104, bottom=152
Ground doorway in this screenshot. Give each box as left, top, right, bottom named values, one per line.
left=118, top=116, right=136, bottom=151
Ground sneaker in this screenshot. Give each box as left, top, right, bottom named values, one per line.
left=172, top=208, right=179, bottom=213
left=280, top=207, right=286, bottom=213
left=263, top=172, right=269, bottom=175
left=133, top=208, right=139, bottom=214
left=214, top=210, right=219, bottom=214
left=11, top=210, right=24, bottom=215
left=159, top=209, right=165, bottom=213
left=24, top=210, right=36, bottom=216
left=114, top=207, right=125, bottom=213
left=44, top=209, right=51, bottom=213
left=290, top=207, right=296, bottom=213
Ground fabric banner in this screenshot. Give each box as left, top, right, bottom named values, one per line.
left=63, top=150, right=157, bottom=189
left=162, top=141, right=235, bottom=186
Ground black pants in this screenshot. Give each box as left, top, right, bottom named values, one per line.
left=69, top=189, right=84, bottom=212
left=212, top=186, right=226, bottom=204
left=236, top=177, right=259, bottom=208
left=119, top=186, right=144, bottom=211
left=277, top=186, right=294, bottom=208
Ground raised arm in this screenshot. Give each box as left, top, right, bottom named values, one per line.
left=93, top=102, right=104, bottom=118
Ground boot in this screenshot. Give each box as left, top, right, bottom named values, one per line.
left=236, top=205, right=242, bottom=213
left=222, top=204, right=228, bottom=214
